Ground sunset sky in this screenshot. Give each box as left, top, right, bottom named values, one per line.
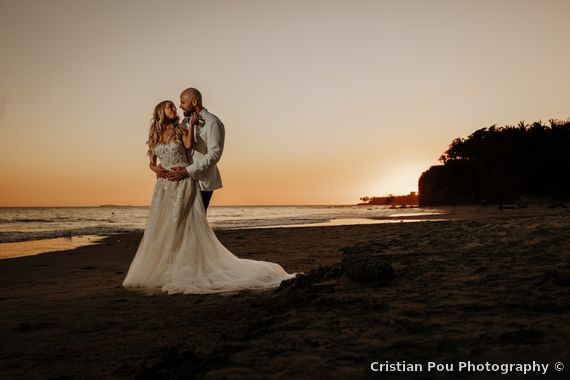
left=1, top=0, right=569, bottom=206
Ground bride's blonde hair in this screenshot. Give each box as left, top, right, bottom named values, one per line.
left=147, top=100, right=182, bottom=157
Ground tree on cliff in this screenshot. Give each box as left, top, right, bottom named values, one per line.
left=419, top=119, right=570, bottom=206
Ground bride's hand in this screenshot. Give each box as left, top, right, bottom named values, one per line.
left=190, top=112, right=200, bottom=127
left=180, top=120, right=193, bottom=149
left=150, top=163, right=168, bottom=178
left=179, top=126, right=189, bottom=136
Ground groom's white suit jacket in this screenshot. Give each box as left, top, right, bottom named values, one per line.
left=183, top=108, right=225, bottom=191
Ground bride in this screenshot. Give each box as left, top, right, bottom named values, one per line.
left=122, top=100, right=296, bottom=294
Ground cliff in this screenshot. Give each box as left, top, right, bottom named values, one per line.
left=418, top=119, right=570, bottom=206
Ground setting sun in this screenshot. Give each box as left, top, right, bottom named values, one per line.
left=367, top=162, right=430, bottom=196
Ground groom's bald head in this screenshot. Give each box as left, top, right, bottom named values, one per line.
left=181, top=88, right=202, bottom=105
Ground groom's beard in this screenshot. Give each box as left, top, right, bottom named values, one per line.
left=183, top=108, right=195, bottom=117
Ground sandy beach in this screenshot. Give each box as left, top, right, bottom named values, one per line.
left=1, top=206, right=569, bottom=379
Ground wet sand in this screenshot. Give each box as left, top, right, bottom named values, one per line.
left=0, top=206, right=569, bottom=379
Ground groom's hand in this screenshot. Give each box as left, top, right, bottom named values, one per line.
left=166, top=166, right=189, bottom=182
left=150, top=163, right=168, bottom=178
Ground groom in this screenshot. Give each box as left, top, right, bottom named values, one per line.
left=165, top=87, right=225, bottom=211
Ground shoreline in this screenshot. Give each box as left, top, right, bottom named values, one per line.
left=0, top=204, right=557, bottom=258
left=1, top=208, right=569, bottom=379
left=0, top=204, right=446, bottom=246
left=0, top=235, right=107, bottom=260
left=0, top=214, right=450, bottom=258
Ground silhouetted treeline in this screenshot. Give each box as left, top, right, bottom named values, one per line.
left=359, top=192, right=418, bottom=206
left=418, top=119, right=570, bottom=206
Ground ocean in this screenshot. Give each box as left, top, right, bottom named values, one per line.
left=0, top=205, right=446, bottom=244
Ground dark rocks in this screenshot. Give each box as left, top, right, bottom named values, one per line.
left=270, top=244, right=395, bottom=311
left=342, top=241, right=388, bottom=256
left=270, top=264, right=344, bottom=310
left=277, top=263, right=343, bottom=292
left=342, top=254, right=394, bottom=282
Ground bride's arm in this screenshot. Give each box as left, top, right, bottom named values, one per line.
left=180, top=114, right=198, bottom=149
left=180, top=123, right=193, bottom=149
left=149, top=154, right=166, bottom=178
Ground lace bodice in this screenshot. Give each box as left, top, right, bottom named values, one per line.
left=154, top=141, right=189, bottom=169
left=152, top=141, right=193, bottom=224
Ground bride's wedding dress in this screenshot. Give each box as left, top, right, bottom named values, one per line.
left=122, top=141, right=296, bottom=294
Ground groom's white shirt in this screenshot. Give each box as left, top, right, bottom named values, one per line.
left=183, top=108, right=225, bottom=191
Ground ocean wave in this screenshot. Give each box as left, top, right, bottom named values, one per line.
left=212, top=217, right=329, bottom=229
left=0, top=227, right=143, bottom=243
left=0, top=216, right=116, bottom=224
left=0, top=217, right=70, bottom=224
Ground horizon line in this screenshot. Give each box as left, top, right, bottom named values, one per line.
left=0, top=203, right=369, bottom=208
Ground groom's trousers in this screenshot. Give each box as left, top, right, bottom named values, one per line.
left=201, top=191, right=213, bottom=212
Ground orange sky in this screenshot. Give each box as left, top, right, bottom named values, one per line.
left=1, top=0, right=569, bottom=206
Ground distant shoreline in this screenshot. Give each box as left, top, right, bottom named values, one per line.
left=1, top=204, right=367, bottom=208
